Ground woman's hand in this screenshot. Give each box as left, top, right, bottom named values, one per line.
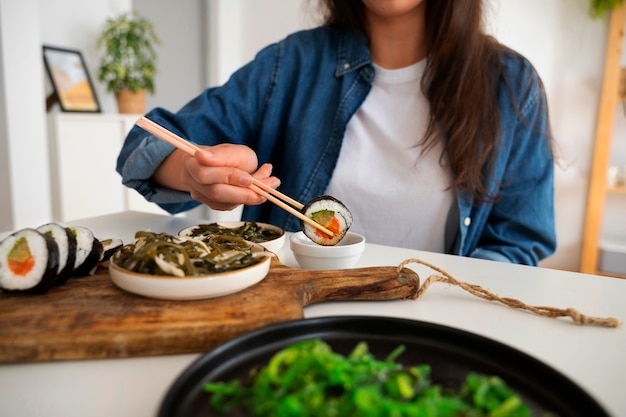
left=153, top=143, right=281, bottom=211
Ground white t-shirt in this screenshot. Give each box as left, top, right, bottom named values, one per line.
left=325, top=60, right=455, bottom=251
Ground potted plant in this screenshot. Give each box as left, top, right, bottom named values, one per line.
left=589, top=0, right=624, bottom=18
left=97, top=11, right=160, bottom=114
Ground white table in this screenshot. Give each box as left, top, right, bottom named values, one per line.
left=0, top=211, right=624, bottom=417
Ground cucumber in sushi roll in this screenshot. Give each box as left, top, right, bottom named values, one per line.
left=300, top=195, right=353, bottom=246
left=37, top=222, right=77, bottom=285
left=67, top=226, right=103, bottom=277
left=0, top=228, right=60, bottom=293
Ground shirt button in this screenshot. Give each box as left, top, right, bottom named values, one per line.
left=343, top=63, right=350, bottom=69
left=463, top=217, right=471, bottom=227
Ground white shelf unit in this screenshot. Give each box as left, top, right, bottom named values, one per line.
left=47, top=113, right=168, bottom=222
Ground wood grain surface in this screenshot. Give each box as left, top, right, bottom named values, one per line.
left=0, top=259, right=420, bottom=363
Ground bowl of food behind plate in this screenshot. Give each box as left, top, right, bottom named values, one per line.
left=109, top=231, right=272, bottom=300
left=289, top=231, right=365, bottom=270
left=179, top=221, right=285, bottom=253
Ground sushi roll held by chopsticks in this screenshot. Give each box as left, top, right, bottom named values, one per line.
left=301, top=195, right=353, bottom=246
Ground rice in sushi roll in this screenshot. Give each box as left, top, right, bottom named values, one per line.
left=36, top=222, right=77, bottom=285
left=67, top=226, right=103, bottom=277
left=0, top=228, right=60, bottom=293
left=300, top=195, right=353, bottom=246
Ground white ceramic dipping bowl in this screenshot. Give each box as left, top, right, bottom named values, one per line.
left=289, top=231, right=365, bottom=270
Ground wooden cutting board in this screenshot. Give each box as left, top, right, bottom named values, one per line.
left=0, top=258, right=420, bottom=363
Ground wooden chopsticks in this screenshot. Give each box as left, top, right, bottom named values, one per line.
left=135, top=116, right=334, bottom=237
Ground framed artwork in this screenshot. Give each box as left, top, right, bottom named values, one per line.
left=42, top=45, right=101, bottom=112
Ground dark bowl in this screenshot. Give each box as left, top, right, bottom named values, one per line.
left=158, top=316, right=609, bottom=417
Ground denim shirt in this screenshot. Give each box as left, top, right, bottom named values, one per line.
left=117, top=27, right=556, bottom=266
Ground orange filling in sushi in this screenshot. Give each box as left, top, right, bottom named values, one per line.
left=8, top=238, right=35, bottom=276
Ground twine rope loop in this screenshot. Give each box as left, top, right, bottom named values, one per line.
left=397, top=258, right=621, bottom=328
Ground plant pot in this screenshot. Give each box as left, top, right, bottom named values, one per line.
left=116, top=89, right=146, bottom=114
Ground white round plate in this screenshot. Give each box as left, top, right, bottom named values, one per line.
left=179, top=221, right=285, bottom=253
left=108, top=253, right=272, bottom=301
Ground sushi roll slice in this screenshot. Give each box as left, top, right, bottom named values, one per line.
left=67, top=226, right=103, bottom=277
left=36, top=222, right=77, bottom=285
left=300, top=195, right=353, bottom=246
left=0, top=228, right=60, bottom=293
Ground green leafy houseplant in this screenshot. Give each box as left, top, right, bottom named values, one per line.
left=97, top=11, right=160, bottom=109
left=589, top=0, right=625, bottom=18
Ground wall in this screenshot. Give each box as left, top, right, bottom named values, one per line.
left=602, top=44, right=626, bottom=241
left=0, top=0, right=623, bottom=272
left=0, top=0, right=52, bottom=230
left=0, top=6, right=12, bottom=232
left=207, top=0, right=315, bottom=85
left=134, top=0, right=206, bottom=112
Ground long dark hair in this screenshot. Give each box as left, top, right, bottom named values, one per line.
left=318, top=0, right=528, bottom=203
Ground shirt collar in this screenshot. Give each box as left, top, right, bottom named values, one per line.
left=335, top=29, right=373, bottom=78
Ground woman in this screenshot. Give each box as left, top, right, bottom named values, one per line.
left=117, top=0, right=556, bottom=265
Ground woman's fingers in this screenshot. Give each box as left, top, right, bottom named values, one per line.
left=180, top=145, right=281, bottom=210
left=194, top=143, right=259, bottom=173
left=252, top=163, right=281, bottom=187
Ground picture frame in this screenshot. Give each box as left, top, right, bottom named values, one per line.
left=42, top=45, right=101, bottom=113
